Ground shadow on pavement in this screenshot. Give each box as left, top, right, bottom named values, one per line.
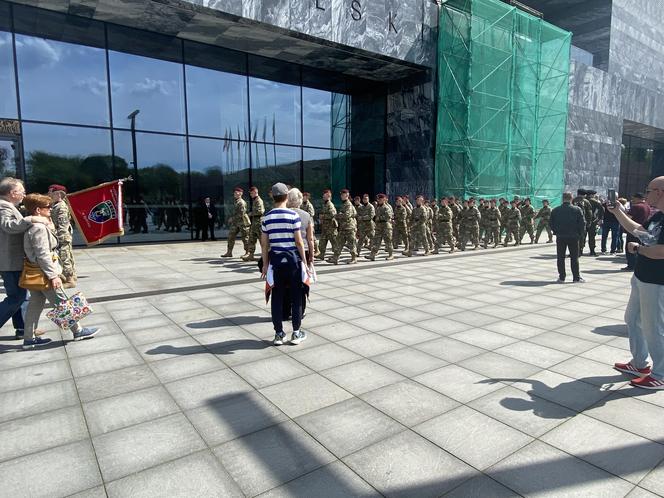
left=592, top=323, right=628, bottom=337
left=583, top=269, right=624, bottom=275
left=500, top=280, right=555, bottom=287
left=145, top=338, right=272, bottom=357
left=186, top=316, right=271, bottom=329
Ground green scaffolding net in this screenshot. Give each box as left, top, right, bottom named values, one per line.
left=435, top=0, right=571, bottom=207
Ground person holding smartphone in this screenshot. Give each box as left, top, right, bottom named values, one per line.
left=609, top=177, right=664, bottom=389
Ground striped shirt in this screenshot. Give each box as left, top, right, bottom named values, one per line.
left=261, top=208, right=301, bottom=253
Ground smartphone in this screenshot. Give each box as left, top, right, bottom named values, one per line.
left=608, top=189, right=617, bottom=207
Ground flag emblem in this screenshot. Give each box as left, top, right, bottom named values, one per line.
left=88, top=201, right=117, bottom=224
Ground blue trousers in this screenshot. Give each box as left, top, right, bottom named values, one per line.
left=601, top=221, right=620, bottom=253
left=625, top=276, right=664, bottom=379
left=0, top=271, right=27, bottom=331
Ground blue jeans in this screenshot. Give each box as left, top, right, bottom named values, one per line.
left=600, top=221, right=620, bottom=253
left=271, top=265, right=302, bottom=336
left=625, top=275, right=664, bottom=379
left=0, top=271, right=27, bottom=331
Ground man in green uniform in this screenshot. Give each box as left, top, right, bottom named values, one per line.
left=393, top=196, right=409, bottom=253
left=459, top=198, right=481, bottom=251
left=242, top=186, right=265, bottom=261
left=519, top=197, right=536, bottom=244
left=585, top=190, right=604, bottom=256
left=221, top=187, right=250, bottom=258
left=328, top=189, right=358, bottom=265
left=366, top=194, right=394, bottom=261
left=484, top=198, right=502, bottom=248
left=573, top=189, right=593, bottom=255
left=434, top=197, right=455, bottom=253
left=317, top=189, right=337, bottom=260
left=404, top=195, right=430, bottom=256
left=356, top=193, right=375, bottom=255
left=534, top=199, right=553, bottom=243
left=504, top=200, right=522, bottom=246
left=48, top=184, right=76, bottom=288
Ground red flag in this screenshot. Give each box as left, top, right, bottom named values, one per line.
left=66, top=180, right=125, bottom=245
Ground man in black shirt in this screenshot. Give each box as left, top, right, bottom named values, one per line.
left=609, top=176, right=664, bottom=389
left=550, top=192, right=586, bottom=283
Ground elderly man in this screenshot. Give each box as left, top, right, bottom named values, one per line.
left=550, top=192, right=586, bottom=283
left=0, top=178, right=48, bottom=339
left=610, top=177, right=664, bottom=389
left=48, top=184, right=76, bottom=288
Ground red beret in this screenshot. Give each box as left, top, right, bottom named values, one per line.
left=303, top=192, right=310, bottom=196
left=249, top=186, right=258, bottom=192
left=377, top=194, right=387, bottom=199
left=234, top=187, right=243, bottom=193
left=323, top=189, right=332, bottom=194
left=48, top=184, right=67, bottom=193
left=340, top=189, right=350, bottom=194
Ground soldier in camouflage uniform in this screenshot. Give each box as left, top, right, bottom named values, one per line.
left=424, top=199, right=436, bottom=250
left=434, top=197, right=455, bottom=253
left=48, top=184, right=76, bottom=287
left=484, top=198, right=502, bottom=248
left=585, top=190, right=604, bottom=256
left=519, top=197, right=536, bottom=244
left=449, top=196, right=462, bottom=241
left=221, top=187, right=250, bottom=258
left=329, top=189, right=358, bottom=265
left=393, top=196, right=409, bottom=252
left=458, top=198, right=481, bottom=251
left=301, top=192, right=318, bottom=256
left=356, top=193, right=375, bottom=255
left=478, top=199, right=488, bottom=242
left=242, top=186, right=265, bottom=261
left=366, top=194, right=394, bottom=261
left=316, top=189, right=337, bottom=260
left=573, top=189, right=593, bottom=255
left=503, top=200, right=522, bottom=246
left=498, top=198, right=509, bottom=239
left=404, top=195, right=430, bottom=256
left=534, top=199, right=553, bottom=243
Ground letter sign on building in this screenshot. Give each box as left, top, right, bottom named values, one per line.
left=351, top=0, right=362, bottom=21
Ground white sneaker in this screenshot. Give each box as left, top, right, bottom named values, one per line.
left=290, top=330, right=307, bottom=345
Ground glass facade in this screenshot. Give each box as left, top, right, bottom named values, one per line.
left=0, top=2, right=386, bottom=245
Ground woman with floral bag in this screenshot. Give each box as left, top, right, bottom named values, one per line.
left=21, top=194, right=99, bottom=349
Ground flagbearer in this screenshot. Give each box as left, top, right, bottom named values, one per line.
left=48, top=184, right=76, bottom=288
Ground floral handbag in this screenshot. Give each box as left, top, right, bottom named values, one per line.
left=47, top=292, right=93, bottom=329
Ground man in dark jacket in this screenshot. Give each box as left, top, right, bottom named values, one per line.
left=197, top=197, right=217, bottom=241
left=550, top=192, right=586, bottom=283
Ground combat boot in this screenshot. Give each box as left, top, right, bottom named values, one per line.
left=433, top=248, right=439, bottom=254
left=241, top=252, right=255, bottom=262
left=386, top=252, right=394, bottom=260
left=63, top=277, right=76, bottom=289
left=402, top=250, right=412, bottom=257
left=424, top=250, right=431, bottom=256
left=348, top=255, right=358, bottom=264
left=365, top=252, right=376, bottom=261
left=221, top=252, right=232, bottom=257
left=327, top=257, right=339, bottom=265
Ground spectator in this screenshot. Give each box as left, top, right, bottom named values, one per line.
left=616, top=197, right=628, bottom=252
left=601, top=199, right=620, bottom=254
left=260, top=183, right=308, bottom=346
left=550, top=192, right=586, bottom=283
left=21, top=194, right=99, bottom=348
left=0, top=178, right=50, bottom=340
left=609, top=177, right=664, bottom=389
left=195, top=196, right=217, bottom=241
left=624, top=193, right=651, bottom=270
left=287, top=187, right=315, bottom=317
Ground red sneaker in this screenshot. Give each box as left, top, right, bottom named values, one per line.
left=614, top=362, right=651, bottom=377
left=631, top=375, right=664, bottom=390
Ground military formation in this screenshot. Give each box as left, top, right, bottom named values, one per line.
left=220, top=187, right=609, bottom=264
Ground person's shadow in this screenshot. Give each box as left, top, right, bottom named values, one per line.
left=145, top=338, right=274, bottom=357
left=478, top=373, right=648, bottom=418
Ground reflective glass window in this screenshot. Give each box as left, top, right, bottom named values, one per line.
left=0, top=138, right=21, bottom=178
left=186, top=66, right=248, bottom=139
left=113, top=131, right=189, bottom=241
left=249, top=77, right=301, bottom=146
left=0, top=31, right=18, bottom=119
left=189, top=137, right=249, bottom=234
left=251, top=144, right=300, bottom=202
left=16, top=34, right=109, bottom=125
left=110, top=51, right=185, bottom=134
left=302, top=87, right=332, bottom=149
left=303, top=148, right=334, bottom=214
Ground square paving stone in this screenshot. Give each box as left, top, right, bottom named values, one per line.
left=308, top=322, right=371, bottom=342
left=65, top=334, right=132, bottom=358
left=414, top=364, right=505, bottom=403
left=93, top=413, right=206, bottom=482
left=260, top=460, right=380, bottom=498
left=233, top=355, right=312, bottom=389
left=541, top=414, right=664, bottom=484
left=446, top=311, right=500, bottom=328
left=549, top=356, right=631, bottom=389
left=75, top=365, right=160, bottom=403
left=343, top=430, right=476, bottom=498
left=0, top=405, right=88, bottom=462
left=214, top=421, right=336, bottom=496
left=149, top=353, right=226, bottom=383
left=106, top=450, right=243, bottom=498
left=260, top=373, right=353, bottom=418
left=384, top=308, right=436, bottom=324
left=527, top=331, right=598, bottom=355
left=640, top=460, right=664, bottom=496
left=289, top=343, right=362, bottom=371
left=415, top=405, right=533, bottom=470
left=459, top=352, right=542, bottom=381
left=468, top=386, right=574, bottom=437
left=295, top=398, right=405, bottom=458
left=69, top=348, right=144, bottom=377
left=0, top=440, right=102, bottom=498
left=350, top=315, right=403, bottom=333
left=186, top=391, right=287, bottom=446
left=417, top=317, right=473, bottom=335
left=450, top=329, right=518, bottom=350
left=135, top=336, right=207, bottom=362
left=68, top=485, right=107, bottom=498
left=0, top=359, right=71, bottom=393
left=584, top=393, right=664, bottom=441
left=414, top=337, right=485, bottom=363
left=443, top=474, right=520, bottom=498
left=337, top=333, right=404, bottom=357
left=116, top=315, right=174, bottom=333
left=377, top=325, right=440, bottom=346
left=371, top=348, right=447, bottom=377
left=321, top=359, right=405, bottom=395
left=487, top=441, right=634, bottom=497
left=0, top=347, right=66, bottom=372
left=83, top=385, right=180, bottom=436
left=125, top=324, right=189, bottom=346
left=165, top=369, right=253, bottom=410
left=361, top=380, right=459, bottom=426
left=483, top=321, right=545, bottom=340
left=0, top=379, right=79, bottom=423
left=494, top=341, right=572, bottom=368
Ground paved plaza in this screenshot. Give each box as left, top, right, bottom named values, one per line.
left=1, top=241, right=664, bottom=497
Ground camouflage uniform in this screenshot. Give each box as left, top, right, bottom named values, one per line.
left=330, top=198, right=357, bottom=264
left=586, top=196, right=604, bottom=255
left=393, top=203, right=409, bottom=252
left=484, top=205, right=502, bottom=248
left=479, top=204, right=489, bottom=242
left=368, top=202, right=394, bottom=260
left=425, top=204, right=436, bottom=249
left=317, top=199, right=337, bottom=260
left=573, top=195, right=593, bottom=253
left=51, top=200, right=76, bottom=281
left=223, top=197, right=250, bottom=257
left=503, top=206, right=522, bottom=246
left=243, top=194, right=265, bottom=260
left=534, top=205, right=552, bottom=243
left=519, top=204, right=535, bottom=243
left=301, top=198, right=318, bottom=255
left=498, top=202, right=509, bottom=238
left=356, top=202, right=375, bottom=254
left=458, top=205, right=481, bottom=250
left=450, top=201, right=462, bottom=241
left=434, top=204, right=455, bottom=253
left=404, top=204, right=430, bottom=256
